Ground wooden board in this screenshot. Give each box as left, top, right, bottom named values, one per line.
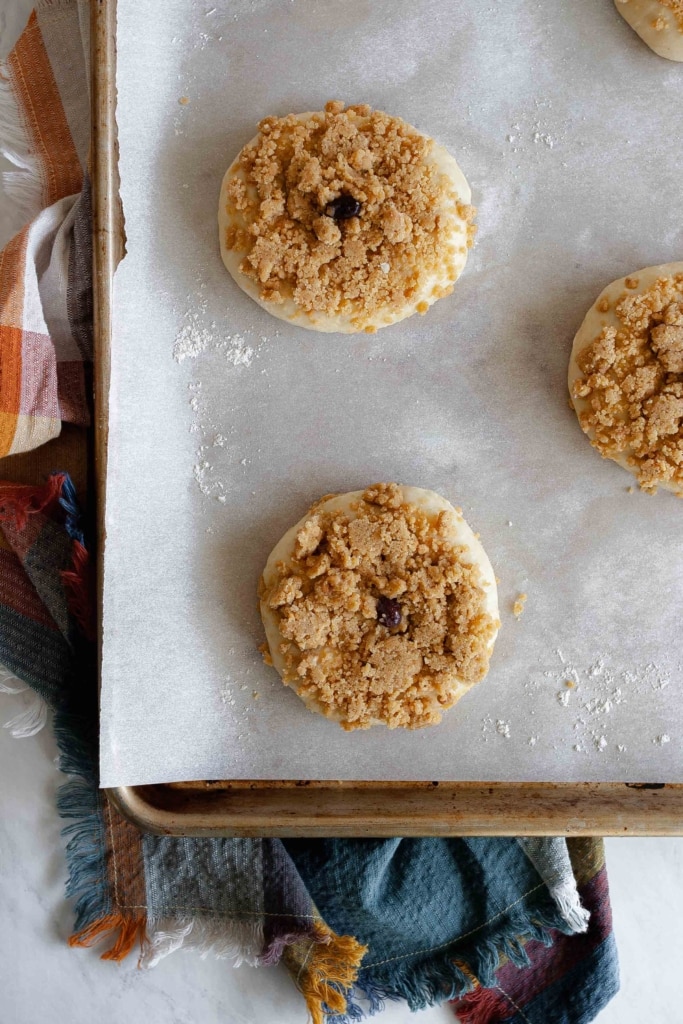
left=92, top=0, right=683, bottom=837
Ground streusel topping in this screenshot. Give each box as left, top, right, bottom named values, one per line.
left=572, top=273, right=683, bottom=493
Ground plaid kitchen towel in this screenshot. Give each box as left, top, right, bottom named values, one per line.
left=0, top=4, right=619, bottom=1022
left=0, top=0, right=91, bottom=458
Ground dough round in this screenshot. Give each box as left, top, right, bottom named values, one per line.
left=259, top=483, right=500, bottom=730
left=219, top=101, right=475, bottom=334
left=614, top=0, right=683, bottom=61
left=569, top=263, right=683, bottom=494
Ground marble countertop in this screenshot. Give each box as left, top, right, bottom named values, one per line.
left=1, top=4, right=682, bottom=1023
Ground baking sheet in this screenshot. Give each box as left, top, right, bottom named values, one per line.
left=101, top=0, right=683, bottom=788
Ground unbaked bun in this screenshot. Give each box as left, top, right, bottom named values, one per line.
left=259, top=483, right=500, bottom=730
left=219, top=102, right=475, bottom=333
left=569, top=263, right=683, bottom=494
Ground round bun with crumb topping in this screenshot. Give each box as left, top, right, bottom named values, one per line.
left=614, top=0, right=683, bottom=61
left=219, top=102, right=475, bottom=334
left=258, top=484, right=500, bottom=730
left=569, top=263, right=683, bottom=494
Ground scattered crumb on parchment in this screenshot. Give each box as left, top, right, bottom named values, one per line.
left=513, top=592, right=527, bottom=618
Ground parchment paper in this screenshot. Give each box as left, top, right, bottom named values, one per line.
left=101, top=0, right=683, bottom=788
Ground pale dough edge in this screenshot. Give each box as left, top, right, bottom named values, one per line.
left=614, top=0, right=683, bottom=61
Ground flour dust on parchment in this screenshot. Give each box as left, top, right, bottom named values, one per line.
left=172, top=284, right=259, bottom=367
left=482, top=649, right=678, bottom=757
left=171, top=275, right=280, bottom=504
left=219, top=660, right=263, bottom=742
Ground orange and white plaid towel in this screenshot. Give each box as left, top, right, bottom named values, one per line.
left=0, top=0, right=91, bottom=458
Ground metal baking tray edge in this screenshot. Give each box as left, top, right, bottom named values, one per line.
left=93, top=0, right=683, bottom=837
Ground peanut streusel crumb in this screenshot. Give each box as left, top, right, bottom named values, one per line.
left=622, top=0, right=683, bottom=30
left=259, top=642, right=273, bottom=667
left=659, top=0, right=683, bottom=30
left=513, top=593, right=527, bottom=618
left=572, top=273, right=683, bottom=493
left=261, top=484, right=497, bottom=730
left=223, top=102, right=474, bottom=326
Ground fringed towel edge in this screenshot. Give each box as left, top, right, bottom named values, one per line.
left=3, top=689, right=48, bottom=737
left=139, top=917, right=266, bottom=969
left=0, top=473, right=65, bottom=530
left=328, top=889, right=583, bottom=1023
left=289, top=931, right=369, bottom=1024
left=57, top=474, right=96, bottom=642
left=0, top=663, right=49, bottom=736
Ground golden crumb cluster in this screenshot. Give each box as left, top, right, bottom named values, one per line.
left=259, top=483, right=497, bottom=730
left=660, top=0, right=683, bottom=28
left=572, top=273, right=683, bottom=493
left=618, top=0, right=683, bottom=29
left=223, top=101, right=475, bottom=328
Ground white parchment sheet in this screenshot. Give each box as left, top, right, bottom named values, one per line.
left=100, top=0, right=683, bottom=787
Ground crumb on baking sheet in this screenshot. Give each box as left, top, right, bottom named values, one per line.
left=222, top=101, right=474, bottom=328
left=259, top=483, right=498, bottom=730
left=178, top=96, right=190, bottom=105
left=513, top=592, right=527, bottom=618
left=572, top=273, right=683, bottom=493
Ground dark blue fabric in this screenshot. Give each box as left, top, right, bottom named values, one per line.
left=284, top=837, right=589, bottom=1015
left=285, top=838, right=550, bottom=965
left=0, top=603, right=71, bottom=706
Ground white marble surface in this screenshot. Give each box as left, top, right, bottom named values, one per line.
left=1, top=4, right=683, bottom=1022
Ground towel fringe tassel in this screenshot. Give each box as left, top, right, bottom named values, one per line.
left=2, top=688, right=47, bottom=736
left=61, top=539, right=95, bottom=641
left=70, top=913, right=147, bottom=961
left=547, top=878, right=591, bottom=934
left=451, top=982, right=513, bottom=1024
left=0, top=664, right=28, bottom=695
left=56, top=474, right=96, bottom=641
left=294, top=932, right=368, bottom=1024
left=0, top=474, right=65, bottom=529
left=139, top=916, right=266, bottom=969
